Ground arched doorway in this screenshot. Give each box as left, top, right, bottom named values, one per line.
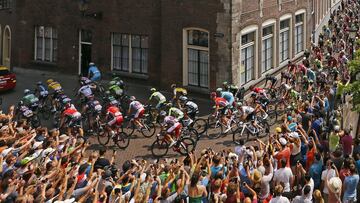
left=2, top=26, right=11, bottom=68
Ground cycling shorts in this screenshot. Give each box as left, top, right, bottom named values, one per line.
left=167, top=123, right=181, bottom=138
left=108, top=115, right=124, bottom=126
left=132, top=108, right=145, bottom=119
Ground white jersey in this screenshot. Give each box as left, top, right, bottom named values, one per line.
left=241, top=106, right=254, bottom=114
left=78, top=85, right=93, bottom=97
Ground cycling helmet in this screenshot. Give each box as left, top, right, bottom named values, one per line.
left=109, top=81, right=116, bottom=86
left=84, top=79, right=92, bottom=85
left=222, top=81, right=228, bottom=86
left=308, top=80, right=314, bottom=84
left=210, top=92, right=217, bottom=98
left=129, top=96, right=136, bottom=101
left=334, top=125, right=340, bottom=132
left=62, top=97, right=71, bottom=105
left=46, top=79, right=54, bottom=84
left=89, top=62, right=95, bottom=66
left=159, top=111, right=167, bottom=117
left=166, top=103, right=172, bottom=108
left=236, top=102, right=242, bottom=107
left=179, top=96, right=188, bottom=102
left=275, top=127, right=282, bottom=133
left=110, top=100, right=118, bottom=106
left=216, top=88, right=223, bottom=93
left=171, top=84, right=177, bottom=89
left=24, top=89, right=31, bottom=95
left=150, top=88, right=157, bottom=92
left=37, top=81, right=43, bottom=85
left=287, top=116, right=292, bottom=121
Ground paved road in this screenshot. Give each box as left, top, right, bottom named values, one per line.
left=1, top=67, right=246, bottom=166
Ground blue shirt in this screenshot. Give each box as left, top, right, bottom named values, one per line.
left=307, top=69, right=316, bottom=81
left=312, top=118, right=323, bottom=135
left=343, top=174, right=359, bottom=200
left=309, top=161, right=323, bottom=189
left=88, top=65, right=101, bottom=77
left=238, top=164, right=251, bottom=195
left=221, top=91, right=235, bottom=105
left=356, top=160, right=360, bottom=174
left=288, top=122, right=297, bottom=132
left=210, top=165, right=227, bottom=179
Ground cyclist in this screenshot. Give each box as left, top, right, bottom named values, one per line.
left=249, top=85, right=268, bottom=99
left=171, top=84, right=187, bottom=107
left=47, top=79, right=63, bottom=112
left=167, top=103, right=184, bottom=122
left=22, top=89, right=39, bottom=111
left=88, top=62, right=101, bottom=82
left=264, top=74, right=277, bottom=89
left=105, top=100, right=124, bottom=137
left=217, top=88, right=235, bottom=107
left=179, top=96, right=199, bottom=121
left=111, top=75, right=126, bottom=89
left=77, top=80, right=94, bottom=103
left=34, top=81, right=49, bottom=105
left=82, top=95, right=102, bottom=132
left=127, top=96, right=145, bottom=129
left=159, top=111, right=182, bottom=148
left=108, top=81, right=123, bottom=99
left=210, top=92, right=231, bottom=133
left=60, top=99, right=83, bottom=136
left=238, top=104, right=260, bottom=132
left=148, top=88, right=167, bottom=110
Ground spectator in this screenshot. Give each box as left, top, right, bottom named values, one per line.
left=343, top=163, right=359, bottom=202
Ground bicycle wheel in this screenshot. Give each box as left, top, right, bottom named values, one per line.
left=206, top=116, right=223, bottom=139
left=182, top=128, right=198, bottom=146
left=232, top=126, right=249, bottom=145
left=97, top=131, right=110, bottom=146
left=178, top=137, right=195, bottom=156
left=258, top=120, right=270, bottom=138
left=121, top=120, right=135, bottom=136
left=151, top=138, right=169, bottom=158
left=192, top=118, right=207, bottom=135
left=141, top=122, right=156, bottom=138
left=114, top=132, right=130, bottom=149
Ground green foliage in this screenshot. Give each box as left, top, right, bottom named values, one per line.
left=346, top=49, right=360, bottom=112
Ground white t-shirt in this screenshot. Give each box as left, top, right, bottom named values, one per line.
left=321, top=169, right=336, bottom=194
left=274, top=167, right=293, bottom=192
left=269, top=196, right=290, bottom=203
left=260, top=167, right=274, bottom=199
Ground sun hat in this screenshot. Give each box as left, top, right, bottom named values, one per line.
left=279, top=137, right=287, bottom=146
left=33, top=141, right=43, bottom=149
left=275, top=127, right=282, bottom=133
left=252, top=169, right=262, bottom=183
left=59, top=134, right=70, bottom=143
left=289, top=132, right=299, bottom=139
left=328, top=177, right=342, bottom=194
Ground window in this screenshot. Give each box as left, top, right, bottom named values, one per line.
left=279, top=19, right=290, bottom=63
left=262, top=25, right=274, bottom=73
left=240, top=32, right=255, bottom=85
left=0, top=0, right=11, bottom=9
left=187, top=30, right=209, bottom=88
left=111, top=33, right=148, bottom=74
left=34, top=26, right=57, bottom=62
left=295, top=14, right=304, bottom=54
left=112, top=33, right=129, bottom=71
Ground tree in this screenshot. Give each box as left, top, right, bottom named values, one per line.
left=345, top=49, right=360, bottom=112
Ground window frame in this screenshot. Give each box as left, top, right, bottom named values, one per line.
left=295, top=13, right=304, bottom=54
left=111, top=33, right=149, bottom=75
left=261, top=24, right=274, bottom=73
left=279, top=17, right=291, bottom=64
left=0, top=0, right=11, bottom=9
left=240, top=31, right=256, bottom=85
left=34, top=26, right=57, bottom=63
left=186, top=29, right=209, bottom=88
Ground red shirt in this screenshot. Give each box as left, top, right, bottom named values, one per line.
left=274, top=147, right=291, bottom=168
left=253, top=87, right=264, bottom=94
left=107, top=106, right=121, bottom=116
left=63, top=108, right=77, bottom=117
left=306, top=147, right=316, bottom=170
left=215, top=97, right=229, bottom=107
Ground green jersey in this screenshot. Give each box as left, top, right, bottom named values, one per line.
left=149, top=92, right=166, bottom=103
left=23, top=94, right=39, bottom=106
left=329, top=132, right=340, bottom=152
left=168, top=107, right=184, bottom=120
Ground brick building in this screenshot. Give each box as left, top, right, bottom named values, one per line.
left=0, top=0, right=340, bottom=92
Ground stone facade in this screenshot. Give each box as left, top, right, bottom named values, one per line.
left=0, top=0, right=338, bottom=91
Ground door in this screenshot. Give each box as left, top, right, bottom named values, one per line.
left=81, top=44, right=92, bottom=75
left=2, top=26, right=11, bottom=68
left=78, top=29, right=92, bottom=75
